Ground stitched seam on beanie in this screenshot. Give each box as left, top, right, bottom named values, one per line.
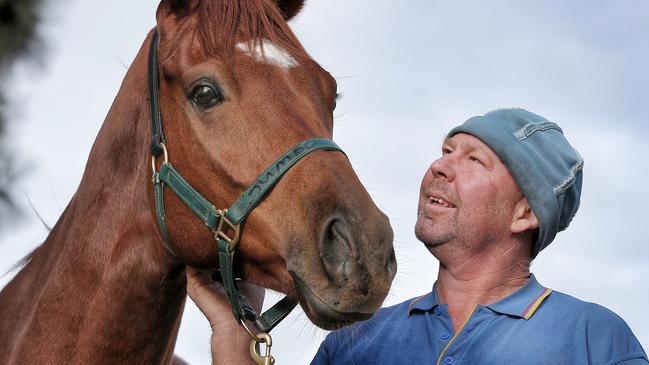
left=553, top=158, right=584, bottom=196
left=514, top=122, right=563, bottom=141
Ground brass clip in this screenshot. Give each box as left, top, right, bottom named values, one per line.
left=250, top=332, right=274, bottom=365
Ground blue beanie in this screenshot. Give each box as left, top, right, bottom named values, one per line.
left=447, top=108, right=583, bottom=257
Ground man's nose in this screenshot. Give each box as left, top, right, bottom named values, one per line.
left=430, top=156, right=455, bottom=181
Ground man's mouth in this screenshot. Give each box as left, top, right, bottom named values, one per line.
left=429, top=196, right=455, bottom=208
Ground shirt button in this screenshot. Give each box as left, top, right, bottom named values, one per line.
left=440, top=333, right=450, bottom=340
left=444, top=355, right=454, bottom=364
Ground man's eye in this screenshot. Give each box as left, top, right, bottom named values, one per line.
left=469, top=156, right=482, bottom=164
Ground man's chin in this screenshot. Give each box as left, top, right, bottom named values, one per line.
left=414, top=223, right=454, bottom=249
left=423, top=240, right=451, bottom=256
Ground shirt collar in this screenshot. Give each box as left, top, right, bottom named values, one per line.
left=407, top=274, right=552, bottom=320
left=485, top=274, right=552, bottom=320
left=408, top=282, right=441, bottom=315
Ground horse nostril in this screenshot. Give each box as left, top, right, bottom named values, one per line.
left=319, top=218, right=354, bottom=287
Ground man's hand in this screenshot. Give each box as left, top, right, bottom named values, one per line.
left=186, top=267, right=265, bottom=365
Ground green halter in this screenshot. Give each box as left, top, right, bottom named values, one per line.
left=151, top=138, right=343, bottom=332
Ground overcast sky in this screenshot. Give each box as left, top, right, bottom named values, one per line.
left=1, top=1, right=648, bottom=364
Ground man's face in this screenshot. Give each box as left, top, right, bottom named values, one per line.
left=415, top=133, right=525, bottom=257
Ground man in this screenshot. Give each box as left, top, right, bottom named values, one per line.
left=188, top=109, right=647, bottom=364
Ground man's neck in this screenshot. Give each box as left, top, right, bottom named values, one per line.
left=433, top=240, right=531, bottom=332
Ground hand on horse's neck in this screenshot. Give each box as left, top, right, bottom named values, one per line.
left=434, top=242, right=531, bottom=333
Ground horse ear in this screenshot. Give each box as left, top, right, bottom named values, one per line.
left=275, top=0, right=304, bottom=20
left=155, top=0, right=194, bottom=41
left=157, top=0, right=192, bottom=20
left=168, top=0, right=189, bottom=14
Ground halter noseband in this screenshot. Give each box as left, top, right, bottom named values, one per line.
left=147, top=30, right=344, bottom=361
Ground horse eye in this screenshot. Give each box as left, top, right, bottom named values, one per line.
left=191, top=84, right=223, bottom=109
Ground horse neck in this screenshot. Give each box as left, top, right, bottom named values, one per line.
left=0, top=34, right=186, bottom=364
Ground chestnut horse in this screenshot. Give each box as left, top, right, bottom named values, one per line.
left=0, top=0, right=396, bottom=364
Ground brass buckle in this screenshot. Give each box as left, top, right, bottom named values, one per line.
left=213, top=209, right=241, bottom=251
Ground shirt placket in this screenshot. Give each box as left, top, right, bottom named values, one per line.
left=434, top=305, right=488, bottom=365
left=424, top=307, right=450, bottom=362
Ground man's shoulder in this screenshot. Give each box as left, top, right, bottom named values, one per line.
left=544, top=289, right=631, bottom=327
left=540, top=289, right=647, bottom=360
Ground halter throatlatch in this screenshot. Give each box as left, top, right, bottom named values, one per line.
left=147, top=30, right=345, bottom=363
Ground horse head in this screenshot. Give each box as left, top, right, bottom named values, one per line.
left=150, top=0, right=396, bottom=330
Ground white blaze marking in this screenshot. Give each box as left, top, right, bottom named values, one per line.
left=236, top=40, right=298, bottom=70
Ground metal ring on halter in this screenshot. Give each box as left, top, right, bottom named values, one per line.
left=150, top=142, right=169, bottom=173
left=240, top=318, right=263, bottom=342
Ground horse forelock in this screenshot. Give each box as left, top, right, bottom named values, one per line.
left=159, top=0, right=308, bottom=65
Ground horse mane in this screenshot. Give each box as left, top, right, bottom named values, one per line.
left=2, top=195, right=51, bottom=278
left=2, top=245, right=40, bottom=278
left=160, top=0, right=308, bottom=61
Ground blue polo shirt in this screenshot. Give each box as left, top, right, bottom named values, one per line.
left=312, top=275, right=647, bottom=365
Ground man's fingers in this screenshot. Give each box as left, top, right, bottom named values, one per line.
left=186, top=267, right=220, bottom=293
left=186, top=267, right=230, bottom=321
left=185, top=266, right=265, bottom=327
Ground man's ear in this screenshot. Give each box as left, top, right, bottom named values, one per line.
left=511, top=199, right=539, bottom=234
left=275, top=0, right=304, bottom=20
